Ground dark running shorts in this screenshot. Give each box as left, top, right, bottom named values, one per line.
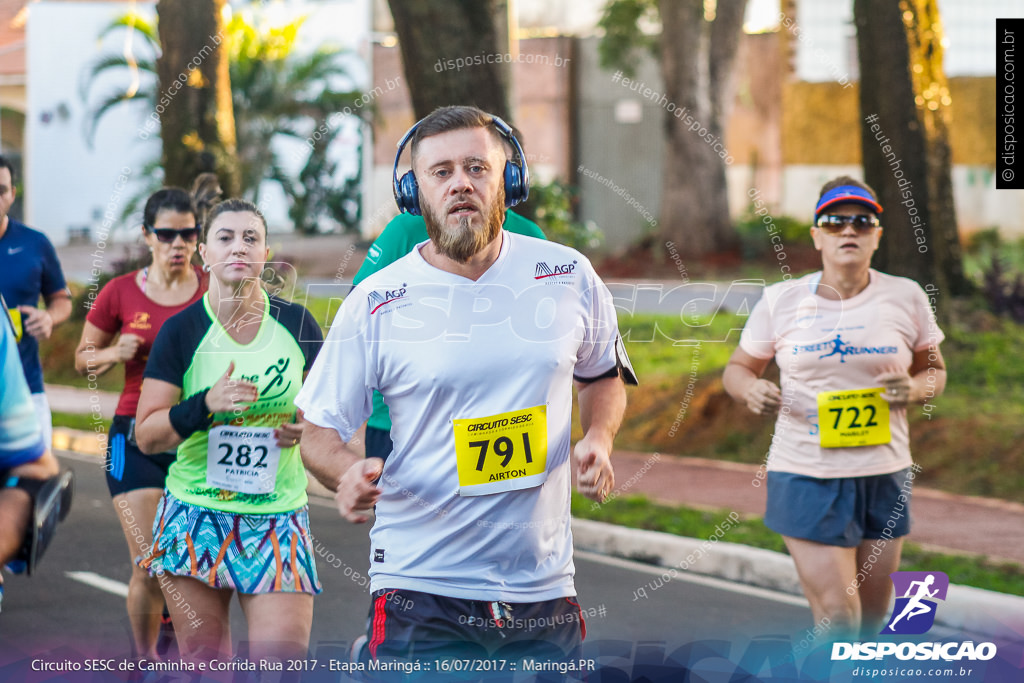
left=765, top=468, right=913, bottom=547
left=364, top=425, right=394, bottom=461
left=104, top=415, right=176, bottom=497
left=360, top=588, right=586, bottom=680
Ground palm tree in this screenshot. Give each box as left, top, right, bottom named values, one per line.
left=80, top=9, right=366, bottom=233
left=78, top=12, right=160, bottom=144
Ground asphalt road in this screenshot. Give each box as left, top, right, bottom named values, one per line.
left=0, top=453, right=1019, bottom=682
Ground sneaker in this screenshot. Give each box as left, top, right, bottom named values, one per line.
left=348, top=635, right=370, bottom=682
left=156, top=604, right=175, bottom=657
left=350, top=634, right=368, bottom=664
left=4, top=560, right=25, bottom=575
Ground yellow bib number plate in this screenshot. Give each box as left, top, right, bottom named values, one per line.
left=453, top=405, right=548, bottom=496
left=8, top=308, right=22, bottom=342
left=817, top=388, right=891, bottom=448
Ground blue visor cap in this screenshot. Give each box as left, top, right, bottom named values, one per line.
left=814, top=185, right=883, bottom=220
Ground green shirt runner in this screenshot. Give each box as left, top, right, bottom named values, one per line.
left=144, top=290, right=323, bottom=514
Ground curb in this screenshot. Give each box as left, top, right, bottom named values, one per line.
left=572, top=517, right=803, bottom=595
left=52, top=427, right=106, bottom=456
left=571, top=518, right=1024, bottom=643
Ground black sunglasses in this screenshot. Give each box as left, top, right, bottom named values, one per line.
left=147, top=226, right=201, bottom=243
left=815, top=214, right=880, bottom=233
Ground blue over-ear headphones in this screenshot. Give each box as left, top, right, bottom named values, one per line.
left=392, top=114, right=530, bottom=215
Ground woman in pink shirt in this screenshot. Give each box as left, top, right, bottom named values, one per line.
left=723, top=177, right=947, bottom=640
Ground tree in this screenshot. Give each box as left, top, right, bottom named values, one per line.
left=155, top=0, right=241, bottom=196
left=227, top=13, right=364, bottom=228
left=854, top=0, right=969, bottom=306
left=599, top=0, right=748, bottom=256
left=78, top=13, right=158, bottom=143
left=386, top=0, right=512, bottom=120
left=80, top=9, right=364, bottom=232
left=272, top=129, right=362, bottom=237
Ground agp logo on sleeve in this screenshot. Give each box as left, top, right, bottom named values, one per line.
left=367, top=285, right=409, bottom=314
left=883, top=571, right=949, bottom=635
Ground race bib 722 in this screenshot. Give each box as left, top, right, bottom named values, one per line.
left=817, top=388, right=891, bottom=448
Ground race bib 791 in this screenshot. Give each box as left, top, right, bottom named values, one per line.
left=453, top=405, right=548, bottom=496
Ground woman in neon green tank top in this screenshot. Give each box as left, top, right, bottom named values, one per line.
left=135, top=199, right=323, bottom=663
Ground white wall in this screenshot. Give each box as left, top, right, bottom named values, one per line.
left=950, top=165, right=1024, bottom=234
left=26, top=0, right=370, bottom=246
left=27, top=2, right=159, bottom=246
left=791, top=0, right=1022, bottom=82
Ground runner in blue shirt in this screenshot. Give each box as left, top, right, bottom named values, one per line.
left=0, top=301, right=71, bottom=610
left=0, top=156, right=72, bottom=450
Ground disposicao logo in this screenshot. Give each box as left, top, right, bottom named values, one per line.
left=831, top=570, right=998, bottom=664
left=883, top=571, right=948, bottom=635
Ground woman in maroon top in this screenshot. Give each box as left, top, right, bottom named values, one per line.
left=74, top=188, right=207, bottom=658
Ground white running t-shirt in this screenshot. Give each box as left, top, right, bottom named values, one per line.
left=739, top=269, right=943, bottom=479
left=296, top=231, right=623, bottom=601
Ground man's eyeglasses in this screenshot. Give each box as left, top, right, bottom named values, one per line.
left=147, top=226, right=201, bottom=243
left=815, top=215, right=880, bottom=233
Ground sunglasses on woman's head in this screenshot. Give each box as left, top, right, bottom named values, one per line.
left=147, top=226, right=201, bottom=243
left=815, top=215, right=880, bottom=233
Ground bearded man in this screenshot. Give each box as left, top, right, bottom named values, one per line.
left=297, top=105, right=636, bottom=669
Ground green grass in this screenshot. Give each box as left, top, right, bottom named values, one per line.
left=612, top=308, right=1024, bottom=503
left=296, top=292, right=343, bottom=333
left=622, top=307, right=1024, bottom=401
left=52, top=410, right=108, bottom=432
left=962, top=229, right=1024, bottom=284
left=572, top=492, right=787, bottom=553
left=618, top=312, right=743, bottom=380
left=571, top=493, right=1024, bottom=597
left=944, top=319, right=1024, bottom=402
left=901, top=546, right=1024, bottom=597
left=39, top=327, right=123, bottom=391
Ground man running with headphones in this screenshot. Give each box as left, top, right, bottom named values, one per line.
left=298, top=105, right=635, bottom=669
left=352, top=125, right=546, bottom=465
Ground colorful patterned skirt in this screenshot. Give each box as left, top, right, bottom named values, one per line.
left=141, top=490, right=322, bottom=594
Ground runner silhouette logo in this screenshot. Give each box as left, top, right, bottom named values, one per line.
left=882, top=571, right=949, bottom=635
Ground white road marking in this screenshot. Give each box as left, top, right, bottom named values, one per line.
left=574, top=549, right=810, bottom=608
left=65, top=571, right=129, bottom=598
